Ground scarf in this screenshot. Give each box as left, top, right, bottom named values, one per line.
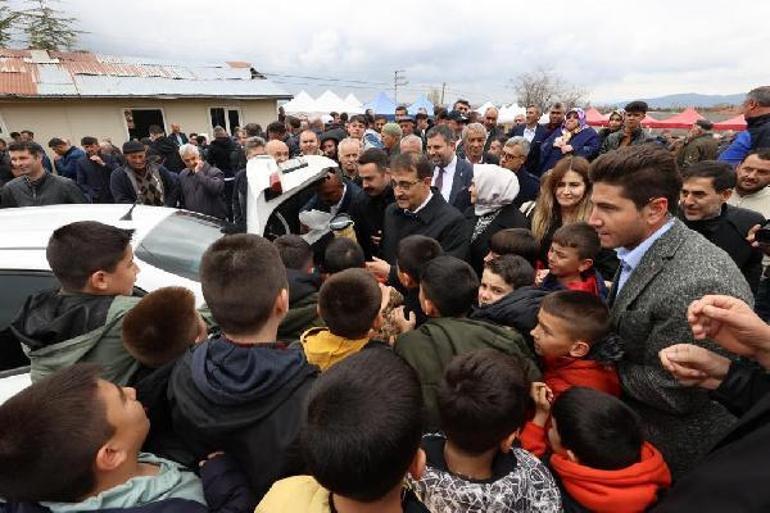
left=473, top=164, right=520, bottom=216
left=555, top=108, right=588, bottom=146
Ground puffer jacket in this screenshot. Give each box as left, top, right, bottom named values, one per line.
left=0, top=173, right=86, bottom=208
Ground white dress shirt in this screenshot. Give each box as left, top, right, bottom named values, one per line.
left=523, top=124, right=538, bottom=143
left=432, top=155, right=458, bottom=202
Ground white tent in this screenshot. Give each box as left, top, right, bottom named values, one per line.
left=343, top=93, right=364, bottom=113
left=475, top=101, right=496, bottom=115
left=314, top=90, right=349, bottom=114
left=498, top=103, right=526, bottom=123
left=282, top=90, right=317, bottom=114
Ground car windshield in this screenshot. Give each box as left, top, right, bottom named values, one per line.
left=134, top=211, right=225, bottom=281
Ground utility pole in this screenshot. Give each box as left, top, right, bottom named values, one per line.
left=440, top=82, right=446, bottom=106
left=394, top=69, right=408, bottom=104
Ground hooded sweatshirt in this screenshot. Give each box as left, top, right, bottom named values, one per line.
left=470, top=286, right=549, bottom=348
left=10, top=290, right=141, bottom=385
left=167, top=335, right=317, bottom=500
left=394, top=317, right=541, bottom=430
left=300, top=327, right=369, bottom=372
left=278, top=269, right=323, bottom=342
left=550, top=442, right=671, bottom=513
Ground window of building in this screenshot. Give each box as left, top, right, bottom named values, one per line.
left=209, top=107, right=242, bottom=134
left=124, top=108, right=166, bottom=140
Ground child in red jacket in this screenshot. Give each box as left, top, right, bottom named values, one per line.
left=522, top=290, right=622, bottom=455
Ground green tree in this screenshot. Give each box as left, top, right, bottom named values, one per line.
left=21, top=0, right=80, bottom=51
left=0, top=0, right=21, bottom=47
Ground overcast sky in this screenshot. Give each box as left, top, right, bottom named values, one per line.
left=47, top=0, right=770, bottom=105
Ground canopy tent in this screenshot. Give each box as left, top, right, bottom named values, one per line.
left=363, top=91, right=397, bottom=115
left=475, top=101, right=496, bottom=115
left=713, top=114, right=747, bottom=131
left=282, top=90, right=317, bottom=114
left=498, top=103, right=525, bottom=124
left=314, top=90, right=349, bottom=114
left=641, top=113, right=659, bottom=127
left=407, top=95, right=435, bottom=116
left=585, top=107, right=608, bottom=127
left=343, top=93, right=364, bottom=114
left=652, top=107, right=705, bottom=129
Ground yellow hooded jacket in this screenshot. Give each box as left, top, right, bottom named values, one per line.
left=256, top=476, right=330, bottom=513
left=300, top=327, right=369, bottom=372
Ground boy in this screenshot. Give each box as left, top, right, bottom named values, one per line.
left=300, top=268, right=383, bottom=371
left=540, top=222, right=608, bottom=300
left=0, top=364, right=252, bottom=512
left=256, top=348, right=430, bottom=513
left=543, top=387, right=671, bottom=512
left=274, top=235, right=324, bottom=342
left=168, top=234, right=318, bottom=501
left=11, top=221, right=142, bottom=384
left=393, top=234, right=443, bottom=328
left=471, top=255, right=549, bottom=346
left=394, top=255, right=540, bottom=429
left=484, top=228, right=540, bottom=268
left=411, top=349, right=562, bottom=512
left=321, top=237, right=366, bottom=275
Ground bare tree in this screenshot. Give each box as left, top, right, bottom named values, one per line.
left=510, top=69, right=587, bottom=113
left=21, top=0, right=81, bottom=51
left=0, top=0, right=22, bottom=47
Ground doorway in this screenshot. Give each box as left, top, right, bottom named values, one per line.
left=124, top=109, right=166, bottom=140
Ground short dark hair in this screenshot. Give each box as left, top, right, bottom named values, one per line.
left=540, top=290, right=610, bottom=344
left=420, top=256, right=479, bottom=317
left=426, top=124, right=455, bottom=145
left=374, top=114, right=387, bottom=122
left=267, top=121, right=287, bottom=135
left=47, top=221, right=133, bottom=291
left=390, top=151, right=433, bottom=180
left=200, top=234, right=287, bottom=335
left=551, top=222, right=601, bottom=261
left=744, top=148, right=770, bottom=163
left=681, top=160, right=736, bottom=192
left=454, top=99, right=470, bottom=108
left=357, top=148, right=389, bottom=172
left=0, top=364, right=114, bottom=502
left=694, top=119, right=714, bottom=131
left=349, top=114, right=367, bottom=126
left=273, top=234, right=312, bottom=270
left=396, top=235, right=443, bottom=280
left=624, top=100, right=649, bottom=114
left=20, top=129, right=34, bottom=137
left=438, top=349, right=529, bottom=454
left=47, top=137, right=66, bottom=148
left=9, top=131, right=19, bottom=138
left=148, top=124, right=164, bottom=135
left=395, top=105, right=408, bottom=113
left=8, top=140, right=44, bottom=157
left=244, top=123, right=262, bottom=137
left=287, top=116, right=301, bottom=130
left=589, top=145, right=682, bottom=213
left=551, top=387, right=643, bottom=470
left=80, top=136, right=98, bottom=146
left=302, top=348, right=423, bottom=501
left=488, top=228, right=539, bottom=267
left=323, top=238, right=365, bottom=274
left=122, top=287, right=198, bottom=367
left=484, top=255, right=534, bottom=289
left=319, top=269, right=381, bottom=339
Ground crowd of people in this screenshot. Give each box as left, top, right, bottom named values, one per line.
left=1, top=85, right=770, bottom=512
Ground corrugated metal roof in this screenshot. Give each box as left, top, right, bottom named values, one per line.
left=0, top=49, right=290, bottom=99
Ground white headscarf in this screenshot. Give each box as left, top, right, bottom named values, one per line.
left=473, top=164, right=520, bottom=216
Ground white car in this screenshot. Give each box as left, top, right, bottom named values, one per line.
left=0, top=155, right=338, bottom=402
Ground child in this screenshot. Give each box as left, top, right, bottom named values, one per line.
left=540, top=222, right=608, bottom=300
left=300, top=268, right=383, bottom=371
left=122, top=286, right=208, bottom=465
left=410, top=349, right=562, bottom=512
left=393, top=234, right=443, bottom=328
left=10, top=221, right=142, bottom=384
left=543, top=387, right=671, bottom=513
left=394, top=255, right=540, bottom=429
left=256, top=348, right=430, bottom=513
left=471, top=255, right=549, bottom=345
left=274, top=235, right=324, bottom=342
left=321, top=237, right=366, bottom=275
left=484, top=228, right=540, bottom=268
left=0, top=364, right=252, bottom=512
left=168, top=234, right=318, bottom=501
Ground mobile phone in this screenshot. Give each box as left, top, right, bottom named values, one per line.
left=756, top=228, right=770, bottom=244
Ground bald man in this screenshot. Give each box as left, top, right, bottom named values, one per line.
left=265, top=139, right=290, bottom=164
left=399, top=134, right=423, bottom=154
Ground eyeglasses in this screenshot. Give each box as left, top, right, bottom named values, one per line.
left=501, top=152, right=525, bottom=161
left=392, top=179, right=421, bottom=191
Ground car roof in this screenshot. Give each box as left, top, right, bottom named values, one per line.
left=0, top=204, right=176, bottom=250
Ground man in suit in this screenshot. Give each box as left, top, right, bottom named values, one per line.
left=588, top=144, right=753, bottom=479
left=507, top=104, right=549, bottom=176
left=462, top=122, right=500, bottom=165
left=426, top=124, right=473, bottom=212
left=168, top=123, right=188, bottom=146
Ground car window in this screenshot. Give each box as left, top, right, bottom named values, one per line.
left=134, top=211, right=225, bottom=282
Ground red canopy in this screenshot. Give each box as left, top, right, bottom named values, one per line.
left=585, top=107, right=608, bottom=127
left=641, top=114, right=659, bottom=127
left=653, top=107, right=705, bottom=129
left=713, top=114, right=747, bottom=131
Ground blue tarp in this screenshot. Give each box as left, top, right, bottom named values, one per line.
left=408, top=95, right=435, bottom=116
left=363, top=91, right=397, bottom=115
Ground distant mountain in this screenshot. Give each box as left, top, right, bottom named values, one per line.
left=609, top=92, right=745, bottom=109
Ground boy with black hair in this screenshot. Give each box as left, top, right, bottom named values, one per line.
left=0, top=364, right=253, bottom=512
left=485, top=228, right=540, bottom=268
left=322, top=237, right=365, bottom=275
left=256, top=346, right=430, bottom=513
left=471, top=255, right=549, bottom=346
left=168, top=234, right=318, bottom=500
left=11, top=221, right=142, bottom=385
left=542, top=387, right=671, bottom=513
left=394, top=255, right=540, bottom=429
left=300, top=268, right=383, bottom=371
left=392, top=234, right=443, bottom=328
left=274, top=235, right=324, bottom=342
left=411, top=349, right=562, bottom=512
left=540, top=222, right=608, bottom=300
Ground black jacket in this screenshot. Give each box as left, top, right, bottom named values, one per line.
left=381, top=192, right=470, bottom=264
left=652, top=361, right=770, bottom=513
left=0, top=173, right=86, bottom=208
left=748, top=112, right=770, bottom=151
left=178, top=162, right=227, bottom=219
left=110, top=164, right=180, bottom=207
left=168, top=336, right=317, bottom=501
left=0, top=150, right=12, bottom=186
left=508, top=124, right=549, bottom=176
left=349, top=186, right=396, bottom=259
left=470, top=286, right=549, bottom=349
left=75, top=153, right=119, bottom=203
left=149, top=136, right=186, bottom=172
left=465, top=203, right=530, bottom=276
left=512, top=168, right=540, bottom=209
left=301, top=178, right=363, bottom=214
left=207, top=137, right=237, bottom=173
left=681, top=204, right=764, bottom=293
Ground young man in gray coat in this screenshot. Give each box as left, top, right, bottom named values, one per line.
left=588, top=145, right=753, bottom=478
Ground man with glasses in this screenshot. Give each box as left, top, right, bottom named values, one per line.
left=501, top=136, right=539, bottom=207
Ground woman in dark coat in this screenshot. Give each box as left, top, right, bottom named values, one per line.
left=538, top=107, right=600, bottom=175
left=465, top=164, right=529, bottom=275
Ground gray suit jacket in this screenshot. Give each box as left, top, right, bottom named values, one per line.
left=609, top=219, right=753, bottom=478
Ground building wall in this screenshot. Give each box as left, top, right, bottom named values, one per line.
left=0, top=97, right=278, bottom=161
